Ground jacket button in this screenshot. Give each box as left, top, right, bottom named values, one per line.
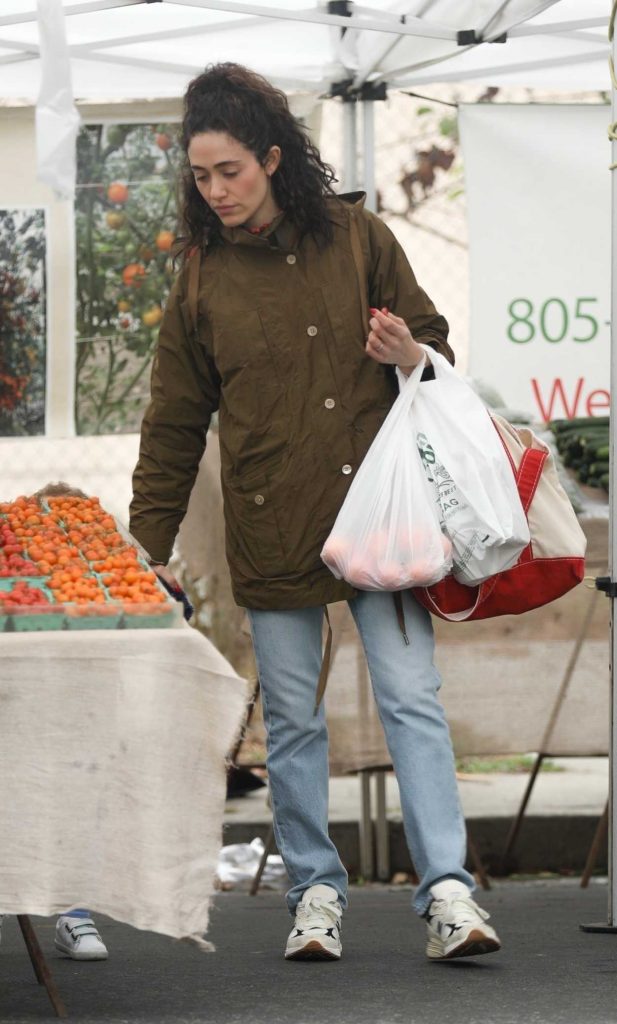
left=324, top=398, right=335, bottom=409
left=254, top=494, right=265, bottom=505
left=307, top=325, right=318, bottom=337
left=286, top=254, right=296, bottom=265
left=341, top=464, right=352, bottom=475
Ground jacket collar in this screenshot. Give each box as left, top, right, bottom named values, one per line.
left=327, top=191, right=366, bottom=227
left=220, top=209, right=287, bottom=248
left=216, top=191, right=367, bottom=250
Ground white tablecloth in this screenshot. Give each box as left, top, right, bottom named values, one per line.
left=0, top=626, right=246, bottom=949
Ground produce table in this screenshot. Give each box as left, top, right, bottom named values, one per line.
left=0, top=627, right=246, bottom=948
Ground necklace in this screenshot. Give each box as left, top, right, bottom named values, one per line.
left=247, top=220, right=274, bottom=235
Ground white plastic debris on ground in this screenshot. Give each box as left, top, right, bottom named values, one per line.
left=216, top=838, right=288, bottom=891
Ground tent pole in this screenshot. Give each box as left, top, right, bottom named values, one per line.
left=607, top=1, right=617, bottom=928
left=362, top=99, right=376, bottom=212
left=343, top=100, right=358, bottom=194
left=580, top=3, right=617, bottom=934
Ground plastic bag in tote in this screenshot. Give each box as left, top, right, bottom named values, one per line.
left=321, top=357, right=452, bottom=591
left=414, top=414, right=587, bottom=620
left=402, top=347, right=530, bottom=585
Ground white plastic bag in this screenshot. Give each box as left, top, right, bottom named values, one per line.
left=216, top=838, right=287, bottom=890
left=403, top=347, right=530, bottom=585
left=321, top=357, right=452, bottom=590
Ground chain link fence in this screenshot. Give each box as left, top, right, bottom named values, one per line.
left=320, top=87, right=468, bottom=368
left=319, top=83, right=608, bottom=376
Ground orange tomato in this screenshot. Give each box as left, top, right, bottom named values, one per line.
left=122, top=263, right=146, bottom=288
left=106, top=211, right=125, bottom=230
left=155, top=230, right=174, bottom=252
left=107, top=182, right=129, bottom=204
left=142, top=305, right=163, bottom=328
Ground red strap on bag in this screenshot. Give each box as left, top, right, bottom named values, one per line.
left=413, top=435, right=585, bottom=622
left=516, top=448, right=546, bottom=513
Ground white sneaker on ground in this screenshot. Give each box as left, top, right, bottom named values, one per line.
left=285, top=884, right=342, bottom=961
left=425, top=881, right=501, bottom=960
left=54, top=916, right=108, bottom=961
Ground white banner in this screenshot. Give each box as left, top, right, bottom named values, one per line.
left=460, top=104, right=610, bottom=422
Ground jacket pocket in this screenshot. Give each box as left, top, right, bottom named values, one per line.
left=223, top=472, right=289, bottom=579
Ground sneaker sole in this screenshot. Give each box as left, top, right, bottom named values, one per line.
left=54, top=940, right=108, bottom=961
left=285, top=940, right=341, bottom=961
left=427, top=929, right=501, bottom=961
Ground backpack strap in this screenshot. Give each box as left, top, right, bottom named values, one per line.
left=185, top=245, right=202, bottom=335
left=349, top=212, right=370, bottom=338
left=313, top=605, right=333, bottom=713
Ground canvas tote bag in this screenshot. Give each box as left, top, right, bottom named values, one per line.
left=414, top=414, right=587, bottom=621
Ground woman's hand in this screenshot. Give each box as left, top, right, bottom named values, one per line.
left=366, top=307, right=428, bottom=376
left=151, top=563, right=182, bottom=590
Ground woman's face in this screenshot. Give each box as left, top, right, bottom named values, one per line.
left=188, top=131, right=281, bottom=230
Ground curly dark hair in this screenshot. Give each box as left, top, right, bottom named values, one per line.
left=179, top=63, right=338, bottom=253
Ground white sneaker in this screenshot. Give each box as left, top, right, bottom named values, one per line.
left=55, top=916, right=108, bottom=961
left=425, top=882, right=501, bottom=960
left=285, top=884, right=342, bottom=961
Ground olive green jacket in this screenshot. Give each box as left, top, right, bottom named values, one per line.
left=130, top=193, right=453, bottom=610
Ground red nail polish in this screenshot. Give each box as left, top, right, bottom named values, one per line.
left=369, top=307, right=379, bottom=315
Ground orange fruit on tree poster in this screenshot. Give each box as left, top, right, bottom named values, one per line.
left=107, top=182, right=129, bottom=204
left=155, top=230, right=174, bottom=252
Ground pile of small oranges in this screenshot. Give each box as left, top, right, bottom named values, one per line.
left=0, top=494, right=170, bottom=615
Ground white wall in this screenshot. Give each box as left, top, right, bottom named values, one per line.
left=0, top=106, right=74, bottom=437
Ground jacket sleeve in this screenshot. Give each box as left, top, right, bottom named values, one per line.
left=129, top=268, right=221, bottom=564
left=364, top=209, right=455, bottom=366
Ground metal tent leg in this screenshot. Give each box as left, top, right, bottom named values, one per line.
left=359, top=770, right=374, bottom=880
left=502, top=587, right=599, bottom=874
left=375, top=769, right=390, bottom=882
left=17, top=915, right=68, bottom=1018
left=500, top=754, right=545, bottom=872
left=467, top=828, right=491, bottom=891
left=250, top=824, right=277, bottom=896
left=581, top=801, right=609, bottom=889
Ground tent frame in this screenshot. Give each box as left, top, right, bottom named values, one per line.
left=2, top=0, right=616, bottom=930
left=581, top=2, right=617, bottom=934
left=0, top=1, right=608, bottom=91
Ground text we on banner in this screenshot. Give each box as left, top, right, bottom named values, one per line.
left=459, top=103, right=610, bottom=422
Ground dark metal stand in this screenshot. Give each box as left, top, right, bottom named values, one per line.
left=581, top=802, right=609, bottom=888
left=250, top=824, right=277, bottom=896
left=467, top=831, right=491, bottom=891
left=579, top=922, right=617, bottom=933
left=501, top=590, right=599, bottom=873
left=500, top=753, right=545, bottom=872
left=17, top=915, right=68, bottom=1018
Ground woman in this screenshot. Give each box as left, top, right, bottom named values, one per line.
left=130, top=63, right=500, bottom=963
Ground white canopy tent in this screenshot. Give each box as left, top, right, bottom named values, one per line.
left=0, top=0, right=615, bottom=930
left=0, top=1, right=611, bottom=206
left=0, top=1, right=610, bottom=99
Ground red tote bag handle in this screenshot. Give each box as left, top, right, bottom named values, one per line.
left=419, top=444, right=548, bottom=622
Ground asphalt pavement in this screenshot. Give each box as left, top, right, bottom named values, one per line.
left=1, top=880, right=616, bottom=1024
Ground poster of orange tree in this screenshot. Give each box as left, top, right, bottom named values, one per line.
left=0, top=208, right=46, bottom=437
left=75, top=123, right=179, bottom=435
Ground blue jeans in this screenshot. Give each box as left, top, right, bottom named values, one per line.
left=248, top=590, right=474, bottom=917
